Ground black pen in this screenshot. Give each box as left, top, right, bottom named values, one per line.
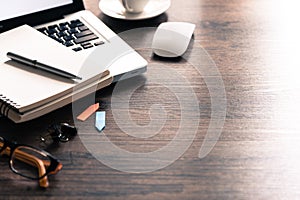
left=7, top=52, right=82, bottom=80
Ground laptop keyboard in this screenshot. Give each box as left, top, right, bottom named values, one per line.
left=37, top=19, right=105, bottom=52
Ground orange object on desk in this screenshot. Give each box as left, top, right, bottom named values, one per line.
left=76, top=103, right=99, bottom=121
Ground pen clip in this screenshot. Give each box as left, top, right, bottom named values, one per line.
left=32, top=60, right=38, bottom=67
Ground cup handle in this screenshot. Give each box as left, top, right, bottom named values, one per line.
left=121, top=0, right=133, bottom=12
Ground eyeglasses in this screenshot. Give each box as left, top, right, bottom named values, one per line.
left=0, top=136, right=63, bottom=188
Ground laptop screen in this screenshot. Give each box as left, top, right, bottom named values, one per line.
left=0, top=0, right=73, bottom=21
left=0, top=0, right=84, bottom=33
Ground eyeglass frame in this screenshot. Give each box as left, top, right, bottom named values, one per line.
left=0, top=136, right=62, bottom=180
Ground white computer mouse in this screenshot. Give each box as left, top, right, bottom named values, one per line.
left=152, top=22, right=196, bottom=58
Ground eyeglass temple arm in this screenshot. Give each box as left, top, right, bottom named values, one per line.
left=1, top=147, right=61, bottom=188
left=1, top=146, right=62, bottom=173
left=14, top=152, right=49, bottom=188
left=14, top=149, right=63, bottom=175
left=15, top=150, right=62, bottom=187
left=1, top=147, right=49, bottom=188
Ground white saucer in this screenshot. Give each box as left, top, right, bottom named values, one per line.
left=99, top=0, right=171, bottom=20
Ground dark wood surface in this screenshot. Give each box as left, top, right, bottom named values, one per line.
left=1, top=0, right=300, bottom=199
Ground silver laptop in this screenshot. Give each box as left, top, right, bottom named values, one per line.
left=0, top=0, right=147, bottom=82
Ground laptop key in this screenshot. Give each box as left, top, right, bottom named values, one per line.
left=59, top=22, right=69, bottom=27
left=72, top=47, right=83, bottom=52
left=68, top=28, right=79, bottom=35
left=75, top=30, right=93, bottom=38
left=70, top=21, right=84, bottom=28
left=57, top=38, right=64, bottom=43
left=82, top=43, right=93, bottom=49
left=64, top=41, right=74, bottom=47
left=49, top=34, right=58, bottom=39
left=58, top=25, right=68, bottom=31
left=70, top=19, right=81, bottom=24
left=54, top=38, right=64, bottom=43
left=94, top=41, right=105, bottom=46
left=48, top=25, right=58, bottom=30
left=78, top=26, right=89, bottom=32
left=37, top=28, right=48, bottom=34
left=69, top=23, right=77, bottom=29
left=47, top=28, right=58, bottom=35
left=57, top=31, right=68, bottom=37
left=74, top=34, right=99, bottom=44
left=63, top=35, right=73, bottom=41
left=76, top=22, right=84, bottom=27
left=49, top=34, right=64, bottom=44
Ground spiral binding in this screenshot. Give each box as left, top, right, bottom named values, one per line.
left=0, top=94, right=20, bottom=118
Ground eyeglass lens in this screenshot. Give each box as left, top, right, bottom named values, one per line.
left=11, top=146, right=51, bottom=179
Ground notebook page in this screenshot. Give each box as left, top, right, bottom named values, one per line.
left=0, top=25, right=85, bottom=112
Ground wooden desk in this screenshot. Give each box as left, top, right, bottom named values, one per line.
left=1, top=0, right=300, bottom=199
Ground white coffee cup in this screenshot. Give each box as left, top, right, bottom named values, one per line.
left=119, top=0, right=150, bottom=13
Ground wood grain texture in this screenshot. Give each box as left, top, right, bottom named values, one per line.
left=1, top=0, right=300, bottom=199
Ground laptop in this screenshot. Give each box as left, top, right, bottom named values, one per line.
left=0, top=0, right=147, bottom=82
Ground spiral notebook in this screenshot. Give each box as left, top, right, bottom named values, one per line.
left=0, top=25, right=112, bottom=123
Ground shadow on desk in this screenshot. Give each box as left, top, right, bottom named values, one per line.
left=99, top=13, right=168, bottom=33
